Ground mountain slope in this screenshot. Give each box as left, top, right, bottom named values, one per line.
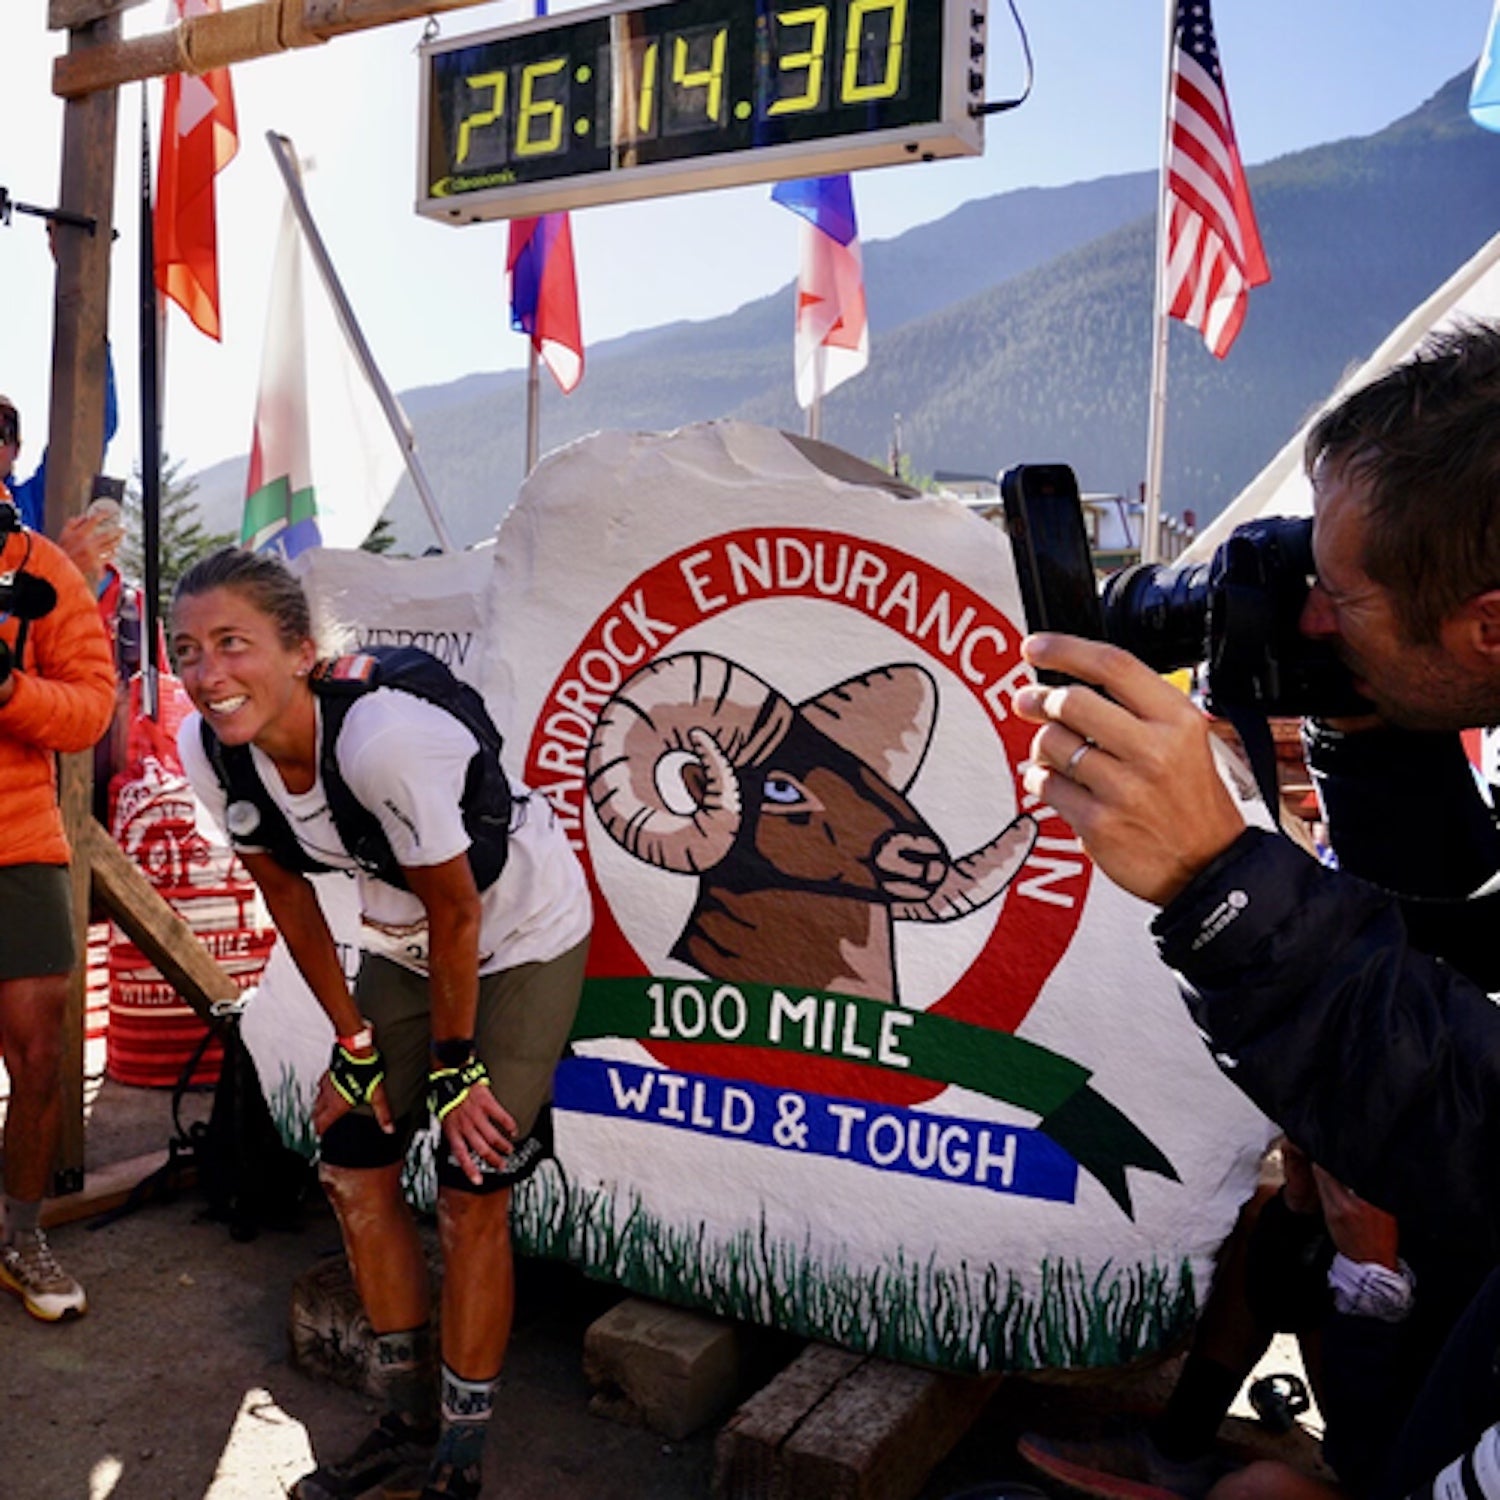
left=195, top=75, right=1500, bottom=549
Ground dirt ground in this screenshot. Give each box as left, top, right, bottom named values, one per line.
left=0, top=1068, right=1324, bottom=1500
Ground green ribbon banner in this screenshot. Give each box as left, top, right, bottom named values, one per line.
left=573, top=977, right=1178, bottom=1218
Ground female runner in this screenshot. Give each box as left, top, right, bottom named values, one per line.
left=172, top=547, right=590, bottom=1500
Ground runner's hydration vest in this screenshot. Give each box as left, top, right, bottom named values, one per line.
left=200, top=645, right=513, bottom=892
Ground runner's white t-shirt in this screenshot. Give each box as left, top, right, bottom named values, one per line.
left=178, top=688, right=591, bottom=976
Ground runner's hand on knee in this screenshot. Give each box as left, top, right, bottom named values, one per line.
left=429, top=1059, right=517, bottom=1186
left=315, top=1032, right=395, bottom=1136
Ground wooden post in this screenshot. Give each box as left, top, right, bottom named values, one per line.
left=46, top=7, right=123, bottom=1194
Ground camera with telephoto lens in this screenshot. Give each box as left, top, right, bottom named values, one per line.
left=1001, top=465, right=1370, bottom=719
left=1101, top=516, right=1370, bottom=719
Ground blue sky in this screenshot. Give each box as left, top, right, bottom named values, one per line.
left=2, top=0, right=1494, bottom=487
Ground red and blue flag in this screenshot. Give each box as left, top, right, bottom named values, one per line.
left=772, top=175, right=868, bottom=407
left=507, top=213, right=584, bottom=394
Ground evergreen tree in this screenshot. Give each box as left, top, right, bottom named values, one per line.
left=360, top=515, right=399, bottom=554
left=121, top=455, right=235, bottom=622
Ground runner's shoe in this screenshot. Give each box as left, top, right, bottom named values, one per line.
left=0, top=1229, right=87, bottom=1322
left=1018, top=1425, right=1237, bottom=1500
left=417, top=1457, right=482, bottom=1500
left=290, top=1413, right=438, bottom=1500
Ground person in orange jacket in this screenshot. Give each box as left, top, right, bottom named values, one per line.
left=0, top=487, right=115, bottom=1323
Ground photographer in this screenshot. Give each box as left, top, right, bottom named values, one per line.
left=1013, top=322, right=1500, bottom=1495
left=0, top=489, right=115, bottom=1322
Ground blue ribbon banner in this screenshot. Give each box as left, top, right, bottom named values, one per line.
left=555, top=1057, right=1079, bottom=1204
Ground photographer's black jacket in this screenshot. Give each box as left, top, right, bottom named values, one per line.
left=1153, top=725, right=1500, bottom=1252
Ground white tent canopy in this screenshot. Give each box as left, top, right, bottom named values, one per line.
left=1179, top=229, right=1500, bottom=564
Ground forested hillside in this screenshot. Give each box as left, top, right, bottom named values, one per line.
left=193, top=74, right=1500, bottom=548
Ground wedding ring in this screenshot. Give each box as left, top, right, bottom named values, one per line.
left=1066, top=740, right=1094, bottom=775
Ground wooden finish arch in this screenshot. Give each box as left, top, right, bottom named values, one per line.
left=41, top=0, right=496, bottom=1192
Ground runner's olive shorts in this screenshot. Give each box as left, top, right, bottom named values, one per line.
left=356, top=935, right=587, bottom=1140
left=0, top=864, right=75, bottom=980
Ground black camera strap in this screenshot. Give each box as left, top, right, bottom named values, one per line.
left=1224, top=705, right=1284, bottom=833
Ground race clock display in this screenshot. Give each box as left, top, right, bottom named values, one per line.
left=417, top=0, right=986, bottom=221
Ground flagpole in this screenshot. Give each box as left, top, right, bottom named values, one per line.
left=139, top=86, right=162, bottom=720
left=264, top=131, right=455, bottom=552
left=1141, top=0, right=1177, bottom=566
left=525, top=344, right=540, bottom=473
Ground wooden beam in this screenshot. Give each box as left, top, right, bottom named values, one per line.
left=714, top=1345, right=998, bottom=1500
left=40, top=1149, right=186, bottom=1229
left=49, top=0, right=150, bottom=31
left=49, top=8, right=122, bottom=1194
left=53, top=0, right=498, bottom=97
left=84, top=822, right=243, bottom=1020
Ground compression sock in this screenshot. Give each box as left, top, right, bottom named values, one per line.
left=3, top=1197, right=39, bottom=1246
left=425, top=1365, right=497, bottom=1495
left=1149, top=1353, right=1244, bottom=1460
left=372, top=1325, right=438, bottom=1434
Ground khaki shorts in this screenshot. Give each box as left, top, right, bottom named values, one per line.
left=0, top=864, right=75, bottom=980
left=354, top=936, right=588, bottom=1138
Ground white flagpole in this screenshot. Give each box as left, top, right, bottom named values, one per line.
left=525, top=344, right=541, bottom=474
left=808, top=346, right=824, bottom=440
left=265, top=131, right=455, bottom=552
left=1141, top=0, right=1178, bottom=566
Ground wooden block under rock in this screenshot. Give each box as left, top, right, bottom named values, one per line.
left=714, top=1343, right=997, bottom=1500
left=584, top=1296, right=749, bottom=1440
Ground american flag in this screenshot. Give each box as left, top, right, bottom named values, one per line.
left=1163, top=0, right=1268, bottom=358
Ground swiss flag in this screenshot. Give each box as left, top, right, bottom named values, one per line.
left=154, top=0, right=238, bottom=340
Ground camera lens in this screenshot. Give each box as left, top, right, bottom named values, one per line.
left=1100, top=560, right=1213, bottom=673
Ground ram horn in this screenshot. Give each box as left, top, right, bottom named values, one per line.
left=586, top=653, right=795, bottom=874
left=891, top=814, right=1039, bottom=923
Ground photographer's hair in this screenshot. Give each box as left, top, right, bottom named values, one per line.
left=171, top=546, right=312, bottom=650
left=0, top=397, right=19, bottom=448
left=1305, top=321, right=1500, bottom=644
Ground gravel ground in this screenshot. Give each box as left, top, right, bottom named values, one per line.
left=0, top=1073, right=1325, bottom=1500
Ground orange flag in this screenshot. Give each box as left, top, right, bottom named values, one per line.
left=154, top=0, right=238, bottom=340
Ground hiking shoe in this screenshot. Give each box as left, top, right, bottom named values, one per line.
left=0, top=1229, right=87, bottom=1322
left=1018, top=1425, right=1235, bottom=1500
left=373, top=1458, right=480, bottom=1500
left=418, top=1462, right=481, bottom=1500
left=290, top=1413, right=438, bottom=1500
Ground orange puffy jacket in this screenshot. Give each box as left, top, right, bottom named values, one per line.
left=0, top=525, right=116, bottom=867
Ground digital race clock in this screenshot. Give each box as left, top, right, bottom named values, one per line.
left=417, top=0, right=986, bottom=221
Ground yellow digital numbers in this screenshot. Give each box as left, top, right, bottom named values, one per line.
left=667, top=26, right=728, bottom=127
left=516, top=56, right=568, bottom=155
left=765, top=0, right=908, bottom=116
left=455, top=70, right=507, bottom=166
left=768, top=7, right=828, bottom=116
left=842, top=0, right=906, bottom=102
left=636, top=40, right=660, bottom=135
left=434, top=0, right=924, bottom=196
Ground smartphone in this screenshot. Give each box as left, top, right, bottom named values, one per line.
left=85, top=494, right=125, bottom=545
left=1000, top=463, right=1105, bottom=686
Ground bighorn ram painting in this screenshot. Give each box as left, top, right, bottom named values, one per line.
left=585, top=651, right=1038, bottom=1002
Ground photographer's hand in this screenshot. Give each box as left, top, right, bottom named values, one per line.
left=1013, top=632, right=1247, bottom=906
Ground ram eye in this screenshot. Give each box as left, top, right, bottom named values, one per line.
left=762, top=775, right=805, bottom=806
